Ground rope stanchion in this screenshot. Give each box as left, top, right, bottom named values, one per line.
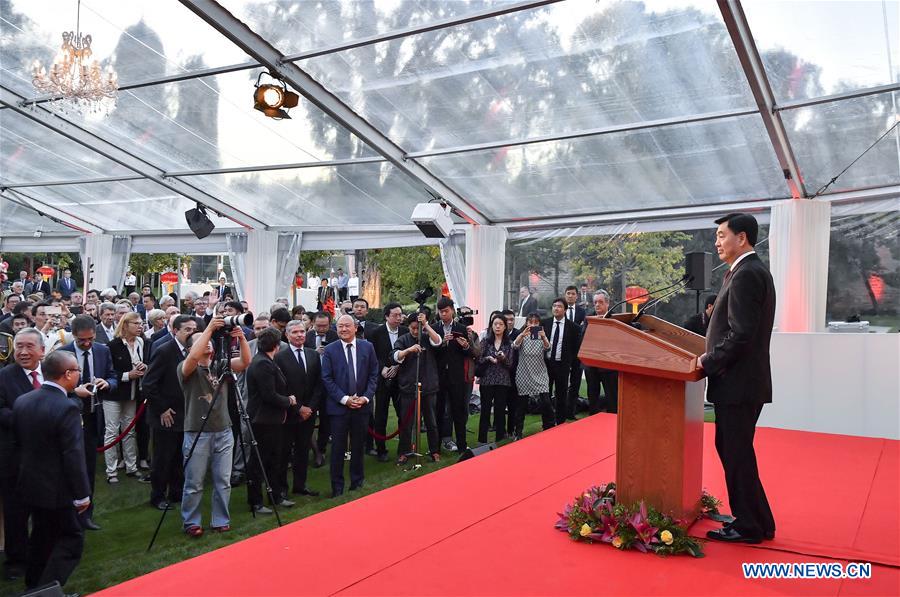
left=367, top=397, right=417, bottom=442
left=96, top=399, right=147, bottom=453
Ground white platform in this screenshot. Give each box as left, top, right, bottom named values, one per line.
left=760, top=332, right=900, bottom=439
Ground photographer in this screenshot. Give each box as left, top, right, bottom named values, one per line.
left=391, top=312, right=442, bottom=464
left=511, top=313, right=550, bottom=440
left=434, top=298, right=474, bottom=454
left=178, top=316, right=250, bottom=537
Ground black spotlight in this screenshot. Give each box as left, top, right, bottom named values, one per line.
left=253, top=71, right=299, bottom=120
left=185, top=204, right=215, bottom=239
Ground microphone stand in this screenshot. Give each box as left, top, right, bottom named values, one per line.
left=605, top=275, right=691, bottom=318
left=630, top=279, right=692, bottom=328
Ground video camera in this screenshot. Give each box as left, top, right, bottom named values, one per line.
left=457, top=306, right=477, bottom=327
left=412, top=287, right=434, bottom=306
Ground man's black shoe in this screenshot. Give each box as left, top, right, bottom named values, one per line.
left=349, top=481, right=364, bottom=491
left=722, top=521, right=774, bottom=540
left=331, top=490, right=344, bottom=498
left=150, top=501, right=170, bottom=511
left=376, top=452, right=389, bottom=463
left=706, top=527, right=761, bottom=544
left=230, top=473, right=245, bottom=487
left=82, top=518, right=101, bottom=531
left=293, top=487, right=320, bottom=496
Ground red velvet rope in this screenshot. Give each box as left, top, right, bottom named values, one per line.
left=367, top=397, right=418, bottom=441
left=95, top=399, right=147, bottom=453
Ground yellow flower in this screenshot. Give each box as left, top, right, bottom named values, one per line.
left=660, top=530, right=674, bottom=545
left=579, top=523, right=592, bottom=537
left=612, top=536, right=623, bottom=548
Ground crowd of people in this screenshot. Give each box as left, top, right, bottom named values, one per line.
left=0, top=268, right=628, bottom=592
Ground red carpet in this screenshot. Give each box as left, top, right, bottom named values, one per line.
left=99, top=415, right=899, bottom=596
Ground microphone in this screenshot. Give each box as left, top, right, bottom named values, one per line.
left=605, top=274, right=691, bottom=318
left=631, top=275, right=694, bottom=326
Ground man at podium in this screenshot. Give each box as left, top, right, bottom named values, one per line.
left=700, top=213, right=776, bottom=545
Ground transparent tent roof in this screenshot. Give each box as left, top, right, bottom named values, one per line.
left=1, top=0, right=897, bottom=239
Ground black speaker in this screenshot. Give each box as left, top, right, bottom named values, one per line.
left=457, top=442, right=496, bottom=463
left=685, top=251, right=712, bottom=291
left=185, top=206, right=215, bottom=240
left=21, top=582, right=63, bottom=597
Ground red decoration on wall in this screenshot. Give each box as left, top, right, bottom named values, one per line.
left=868, top=274, right=885, bottom=303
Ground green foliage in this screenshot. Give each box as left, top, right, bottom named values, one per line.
left=368, top=246, right=445, bottom=304
left=128, top=254, right=189, bottom=277
left=297, top=250, right=335, bottom=276
left=566, top=231, right=691, bottom=296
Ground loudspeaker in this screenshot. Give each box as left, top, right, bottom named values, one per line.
left=185, top=206, right=215, bottom=240
left=457, top=442, right=496, bottom=463
left=685, top=251, right=712, bottom=291
left=21, top=582, right=63, bottom=597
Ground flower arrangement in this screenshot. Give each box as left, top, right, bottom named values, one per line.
left=554, top=483, right=719, bottom=557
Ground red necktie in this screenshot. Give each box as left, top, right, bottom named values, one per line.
left=30, top=371, right=41, bottom=390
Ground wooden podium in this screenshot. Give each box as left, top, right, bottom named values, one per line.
left=579, top=313, right=705, bottom=521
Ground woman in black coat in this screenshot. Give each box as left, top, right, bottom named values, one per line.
left=104, top=312, right=147, bottom=482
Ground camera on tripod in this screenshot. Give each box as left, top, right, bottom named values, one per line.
left=412, top=287, right=434, bottom=307
left=457, top=306, right=478, bottom=327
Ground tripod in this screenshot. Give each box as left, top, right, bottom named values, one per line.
left=147, top=335, right=281, bottom=552
left=402, top=315, right=426, bottom=473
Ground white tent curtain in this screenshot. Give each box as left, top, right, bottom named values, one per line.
left=275, top=232, right=303, bottom=299
left=225, top=232, right=247, bottom=301
left=440, top=233, right=467, bottom=305
left=78, top=234, right=132, bottom=292
left=465, top=226, right=507, bottom=332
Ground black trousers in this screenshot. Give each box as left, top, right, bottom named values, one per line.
left=713, top=403, right=775, bottom=540
left=329, top=410, right=368, bottom=495
left=247, top=423, right=284, bottom=506
left=398, top=390, right=439, bottom=457
left=566, top=358, right=583, bottom=418
left=437, top=375, right=469, bottom=451
left=374, top=377, right=402, bottom=456
left=80, top=412, right=98, bottom=522
left=25, top=506, right=84, bottom=589
left=136, top=406, right=150, bottom=464
left=585, top=367, right=619, bottom=414
left=279, top=417, right=316, bottom=493
left=315, top=410, right=331, bottom=453
left=478, top=385, right=509, bottom=443
left=150, top=427, right=184, bottom=505
left=1, top=474, right=28, bottom=569
left=546, top=359, right=570, bottom=426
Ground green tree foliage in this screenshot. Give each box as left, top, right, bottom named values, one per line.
left=298, top=251, right=335, bottom=276
left=367, top=246, right=444, bottom=304
left=128, top=254, right=189, bottom=277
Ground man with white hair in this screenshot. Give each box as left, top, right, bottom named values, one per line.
left=10, top=281, right=25, bottom=297
left=159, top=295, right=175, bottom=310
left=100, top=288, right=117, bottom=302
left=182, top=291, right=199, bottom=315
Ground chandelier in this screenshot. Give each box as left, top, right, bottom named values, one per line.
left=32, top=0, right=118, bottom=114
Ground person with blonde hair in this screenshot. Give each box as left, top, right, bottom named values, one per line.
left=103, top=311, right=146, bottom=482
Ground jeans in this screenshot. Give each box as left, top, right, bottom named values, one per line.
left=102, top=399, right=137, bottom=476
left=182, top=429, right=233, bottom=529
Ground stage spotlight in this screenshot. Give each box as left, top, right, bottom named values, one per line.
left=185, top=204, right=215, bottom=239
left=253, top=72, right=299, bottom=120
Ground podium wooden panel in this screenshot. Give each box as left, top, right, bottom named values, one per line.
left=579, top=314, right=705, bottom=521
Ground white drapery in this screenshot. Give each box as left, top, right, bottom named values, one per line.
left=465, top=225, right=507, bottom=332
left=769, top=199, right=831, bottom=332
left=439, top=232, right=466, bottom=306
left=275, top=232, right=302, bottom=300
left=225, top=232, right=247, bottom=301
left=79, top=234, right=132, bottom=292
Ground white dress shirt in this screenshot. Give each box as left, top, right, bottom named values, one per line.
left=339, top=338, right=369, bottom=405
left=549, top=316, right=566, bottom=361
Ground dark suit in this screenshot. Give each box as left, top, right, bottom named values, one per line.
left=58, top=342, right=116, bottom=522
left=321, top=339, right=379, bottom=495
left=433, top=320, right=473, bottom=451
left=0, top=364, right=37, bottom=572
left=367, top=323, right=407, bottom=456
left=26, top=280, right=51, bottom=297
left=274, top=346, right=324, bottom=493
left=562, top=304, right=586, bottom=418
left=246, top=352, right=293, bottom=506
left=684, top=312, right=709, bottom=336
left=316, top=286, right=335, bottom=310
left=14, top=384, right=90, bottom=589
left=94, top=323, right=114, bottom=345
left=146, top=327, right=170, bottom=362
left=58, top=277, right=77, bottom=298
left=141, top=338, right=186, bottom=506
left=542, top=317, right=580, bottom=427
left=305, top=329, right=339, bottom=452
left=703, top=253, right=776, bottom=541
left=516, top=295, right=538, bottom=317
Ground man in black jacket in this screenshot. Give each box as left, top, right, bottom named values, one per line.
left=274, top=320, right=325, bottom=497
left=14, top=350, right=91, bottom=590
left=246, top=327, right=297, bottom=513
left=684, top=294, right=717, bottom=336
left=305, top=312, right=339, bottom=463
left=701, top=213, right=776, bottom=545
left=542, top=298, right=581, bottom=428
left=0, top=329, right=45, bottom=580
left=434, top=298, right=474, bottom=453
left=142, top=315, right=197, bottom=510
left=562, top=285, right=586, bottom=420
left=367, top=303, right=407, bottom=461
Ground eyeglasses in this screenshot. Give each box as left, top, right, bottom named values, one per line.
left=65, top=368, right=81, bottom=374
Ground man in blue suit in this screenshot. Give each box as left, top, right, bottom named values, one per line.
left=57, top=269, right=77, bottom=299
left=321, top=314, right=379, bottom=497
left=14, top=349, right=91, bottom=589
left=58, top=314, right=117, bottom=531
